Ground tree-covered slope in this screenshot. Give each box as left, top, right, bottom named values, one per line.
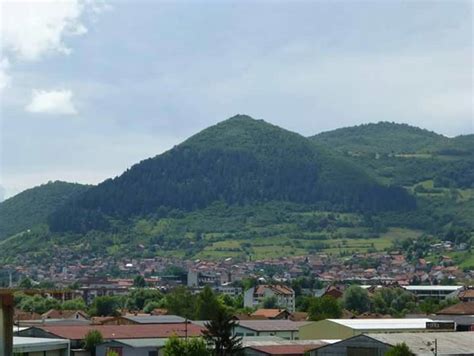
left=49, top=115, right=415, bottom=233
left=311, top=122, right=448, bottom=154
left=0, top=181, right=89, bottom=240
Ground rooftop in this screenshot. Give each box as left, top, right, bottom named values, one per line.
left=238, top=320, right=312, bottom=332
left=402, top=285, right=463, bottom=291
left=123, top=315, right=187, bottom=324
left=35, top=323, right=204, bottom=340
left=326, top=318, right=432, bottom=330
left=436, top=302, right=474, bottom=315
left=368, top=332, right=474, bottom=355
left=14, top=337, right=70, bottom=353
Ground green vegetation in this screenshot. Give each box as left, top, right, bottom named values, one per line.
left=342, top=285, right=371, bottom=314
left=0, top=181, right=89, bottom=240
left=386, top=342, right=415, bottom=356
left=164, top=336, right=210, bottom=356
left=83, top=330, right=103, bottom=356
left=0, top=117, right=472, bottom=264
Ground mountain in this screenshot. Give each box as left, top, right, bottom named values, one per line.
left=311, top=122, right=474, bottom=189
left=311, top=122, right=448, bottom=154
left=0, top=181, right=90, bottom=240
left=48, top=115, right=415, bottom=233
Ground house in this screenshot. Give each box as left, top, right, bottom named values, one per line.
left=233, top=320, right=312, bottom=340
left=13, top=337, right=70, bottom=356
left=251, top=309, right=290, bottom=320
left=299, top=318, right=436, bottom=340
left=435, top=302, right=474, bottom=331
left=312, top=332, right=474, bottom=356
left=458, top=288, right=474, bottom=302
left=402, top=285, right=463, bottom=300
left=96, top=338, right=166, bottom=356
left=98, top=315, right=187, bottom=325
left=42, top=309, right=89, bottom=321
left=244, top=285, right=295, bottom=312
left=18, top=323, right=205, bottom=349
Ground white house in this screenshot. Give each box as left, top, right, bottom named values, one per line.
left=244, top=285, right=295, bottom=312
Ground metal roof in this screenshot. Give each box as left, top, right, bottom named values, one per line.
left=107, top=338, right=168, bottom=348
left=123, top=315, right=187, bottom=324
left=367, top=331, right=474, bottom=355
left=402, top=285, right=463, bottom=291
left=13, top=337, right=69, bottom=353
left=327, top=318, right=432, bottom=330
left=238, top=320, right=312, bottom=332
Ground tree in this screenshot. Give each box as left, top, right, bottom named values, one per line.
left=203, top=306, right=243, bottom=356
left=163, top=335, right=211, bottom=356
left=371, top=288, right=415, bottom=317
left=90, top=296, right=120, bottom=316
left=385, top=342, right=415, bottom=356
left=19, top=277, right=33, bottom=289
left=133, top=275, right=146, bottom=288
left=62, top=298, right=87, bottom=311
left=196, top=286, right=221, bottom=320
left=262, top=295, right=279, bottom=309
left=308, top=296, right=342, bottom=321
left=165, top=287, right=196, bottom=319
left=126, top=288, right=162, bottom=311
left=83, top=330, right=103, bottom=356
left=342, top=285, right=370, bottom=314
left=144, top=300, right=162, bottom=313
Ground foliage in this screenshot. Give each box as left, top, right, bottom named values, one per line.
left=342, top=285, right=371, bottom=314
left=62, top=298, right=87, bottom=311
left=133, top=275, right=146, bottom=288
left=17, top=294, right=60, bottom=314
left=385, top=342, right=415, bottom=356
left=203, top=305, right=243, bottom=356
left=18, top=277, right=33, bottom=289
left=49, top=116, right=415, bottom=233
left=83, top=330, right=104, bottom=356
left=126, top=288, right=162, bottom=311
left=262, top=295, right=280, bottom=309
left=89, top=296, right=121, bottom=316
left=308, top=296, right=342, bottom=321
left=0, top=181, right=89, bottom=239
left=165, top=287, right=196, bottom=319
left=163, top=336, right=211, bottom=356
left=196, top=286, right=222, bottom=320
left=371, top=288, right=415, bottom=317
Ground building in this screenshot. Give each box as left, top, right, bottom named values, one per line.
left=458, top=288, right=474, bottom=302
left=233, top=320, right=312, bottom=340
left=244, top=285, right=295, bottom=312
left=13, top=337, right=70, bottom=356
left=435, top=302, right=474, bottom=331
left=312, top=332, right=474, bottom=356
left=299, top=318, right=436, bottom=340
left=251, top=309, right=290, bottom=320
left=245, top=344, right=323, bottom=356
left=97, top=338, right=165, bottom=356
left=402, top=285, right=463, bottom=300
left=19, top=323, right=205, bottom=349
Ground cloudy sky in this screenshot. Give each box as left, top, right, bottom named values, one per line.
left=0, top=0, right=472, bottom=199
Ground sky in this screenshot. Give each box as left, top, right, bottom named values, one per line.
left=0, top=0, right=472, bottom=200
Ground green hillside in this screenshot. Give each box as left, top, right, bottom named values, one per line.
left=48, top=115, right=415, bottom=233
left=0, top=181, right=89, bottom=240
left=312, top=122, right=448, bottom=154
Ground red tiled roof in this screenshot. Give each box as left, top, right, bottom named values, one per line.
left=459, top=290, right=474, bottom=299
left=436, top=302, right=474, bottom=315
left=37, top=323, right=204, bottom=340
left=248, top=344, right=325, bottom=355
left=252, top=309, right=288, bottom=318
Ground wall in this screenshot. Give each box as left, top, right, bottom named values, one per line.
left=313, top=335, right=390, bottom=356
left=233, top=325, right=298, bottom=340
left=96, top=342, right=159, bottom=356
left=299, top=321, right=353, bottom=340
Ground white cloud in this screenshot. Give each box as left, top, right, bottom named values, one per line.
left=0, top=0, right=88, bottom=61
left=26, top=89, right=77, bottom=115
left=0, top=58, right=11, bottom=92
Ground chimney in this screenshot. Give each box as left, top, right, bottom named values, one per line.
left=0, top=291, right=14, bottom=356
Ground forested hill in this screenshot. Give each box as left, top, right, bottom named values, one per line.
left=48, top=115, right=415, bottom=233
left=311, top=122, right=449, bottom=154
left=0, top=181, right=89, bottom=240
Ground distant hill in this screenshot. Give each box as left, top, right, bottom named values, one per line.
left=0, top=181, right=89, bottom=240
left=48, top=115, right=415, bottom=233
left=311, top=122, right=448, bottom=154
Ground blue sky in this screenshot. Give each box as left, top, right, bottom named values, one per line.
left=0, top=0, right=472, bottom=199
